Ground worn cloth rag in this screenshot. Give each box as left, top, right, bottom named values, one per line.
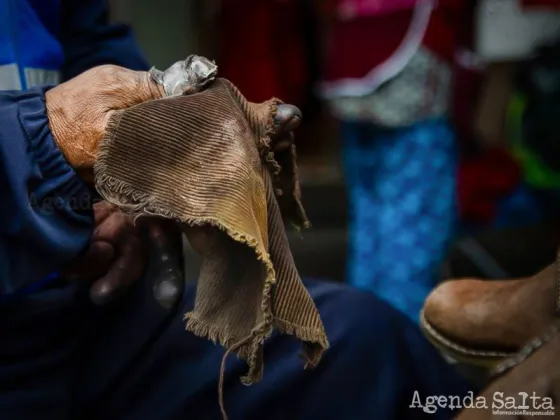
left=93, top=78, right=328, bottom=386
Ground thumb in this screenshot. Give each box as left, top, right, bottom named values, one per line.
left=94, top=66, right=166, bottom=110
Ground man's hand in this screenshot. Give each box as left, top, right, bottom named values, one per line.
left=45, top=65, right=166, bottom=182
left=63, top=201, right=147, bottom=305
left=45, top=56, right=217, bottom=183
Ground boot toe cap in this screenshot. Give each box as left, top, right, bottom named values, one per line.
left=423, top=278, right=486, bottom=343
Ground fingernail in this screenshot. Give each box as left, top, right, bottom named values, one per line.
left=274, top=105, right=302, bottom=133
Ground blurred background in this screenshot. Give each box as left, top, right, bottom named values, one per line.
left=108, top=0, right=560, bottom=322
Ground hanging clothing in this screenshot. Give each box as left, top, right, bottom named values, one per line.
left=320, top=0, right=466, bottom=322
left=342, top=119, right=457, bottom=322
left=320, top=0, right=464, bottom=101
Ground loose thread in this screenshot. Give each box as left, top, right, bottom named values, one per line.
left=218, top=335, right=254, bottom=420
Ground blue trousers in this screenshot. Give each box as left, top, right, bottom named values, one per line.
left=0, top=275, right=471, bottom=419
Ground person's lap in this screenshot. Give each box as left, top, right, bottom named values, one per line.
left=0, top=274, right=472, bottom=420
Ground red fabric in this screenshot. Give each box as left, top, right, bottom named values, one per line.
left=521, top=0, right=560, bottom=10
left=338, top=0, right=418, bottom=18
left=457, top=149, right=522, bottom=222
left=423, top=0, right=466, bottom=63
left=323, top=11, right=413, bottom=82
left=219, top=0, right=308, bottom=105
left=316, top=0, right=339, bottom=18
left=451, top=59, right=484, bottom=145
left=322, top=0, right=465, bottom=83
left=449, top=0, right=482, bottom=145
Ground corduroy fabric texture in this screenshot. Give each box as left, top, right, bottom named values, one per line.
left=93, top=78, right=328, bottom=386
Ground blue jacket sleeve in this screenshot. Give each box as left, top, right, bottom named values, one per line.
left=0, top=87, right=94, bottom=295
left=59, top=0, right=150, bottom=80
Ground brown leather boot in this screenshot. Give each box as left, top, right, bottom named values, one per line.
left=420, top=261, right=559, bottom=367
left=455, top=322, right=560, bottom=419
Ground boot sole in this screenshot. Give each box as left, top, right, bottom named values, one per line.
left=419, top=309, right=515, bottom=368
